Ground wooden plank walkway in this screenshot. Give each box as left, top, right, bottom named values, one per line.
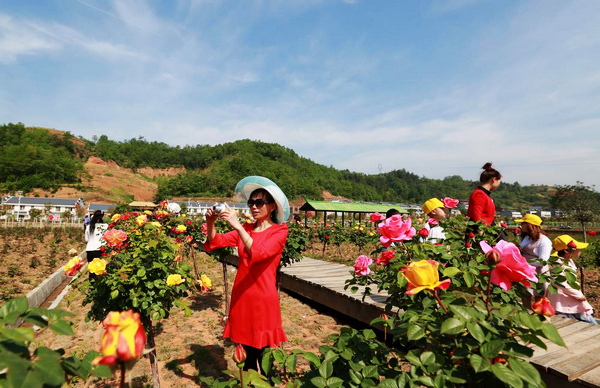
left=278, top=256, right=600, bottom=388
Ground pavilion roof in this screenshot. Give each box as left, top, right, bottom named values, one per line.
left=299, top=199, right=407, bottom=214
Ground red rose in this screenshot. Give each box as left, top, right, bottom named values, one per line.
left=468, top=232, right=475, bottom=238
left=587, top=231, right=597, bottom=236
left=418, top=228, right=429, bottom=238
left=465, top=242, right=471, bottom=248
left=376, top=250, right=395, bottom=266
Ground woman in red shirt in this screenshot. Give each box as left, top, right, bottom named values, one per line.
left=205, top=176, right=290, bottom=372
left=467, top=162, right=502, bottom=226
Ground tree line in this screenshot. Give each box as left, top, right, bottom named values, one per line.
left=0, top=123, right=564, bottom=210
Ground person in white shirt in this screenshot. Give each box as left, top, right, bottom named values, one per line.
left=420, top=198, right=447, bottom=244
left=515, top=214, right=552, bottom=275
left=85, top=210, right=107, bottom=262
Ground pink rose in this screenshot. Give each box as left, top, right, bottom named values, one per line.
left=102, top=229, right=128, bottom=247
left=427, top=218, right=438, bottom=226
left=480, top=240, right=538, bottom=291
left=354, top=255, right=373, bottom=276
left=369, top=212, right=386, bottom=223
left=376, top=250, right=395, bottom=266
left=442, top=197, right=459, bottom=209
left=418, top=228, right=429, bottom=238
left=378, top=215, right=416, bottom=247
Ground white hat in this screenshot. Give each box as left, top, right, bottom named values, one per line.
left=234, top=176, right=290, bottom=224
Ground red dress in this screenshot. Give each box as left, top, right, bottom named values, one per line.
left=205, top=222, right=288, bottom=348
left=467, top=186, right=496, bottom=226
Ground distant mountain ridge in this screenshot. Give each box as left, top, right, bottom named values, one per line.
left=0, top=123, right=554, bottom=209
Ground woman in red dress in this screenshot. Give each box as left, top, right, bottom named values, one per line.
left=467, top=162, right=502, bottom=226
left=205, top=176, right=289, bottom=372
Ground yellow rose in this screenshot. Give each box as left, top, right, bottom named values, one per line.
left=175, top=225, right=187, bottom=233
left=167, top=274, right=185, bottom=286
left=111, top=213, right=121, bottom=222
left=150, top=221, right=161, bottom=227
left=135, top=214, right=148, bottom=226
left=402, top=260, right=451, bottom=296
left=89, top=258, right=108, bottom=276
left=200, top=274, right=212, bottom=289
left=144, top=210, right=152, bottom=215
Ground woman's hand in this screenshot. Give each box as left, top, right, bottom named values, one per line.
left=219, top=204, right=243, bottom=230
left=205, top=206, right=219, bottom=223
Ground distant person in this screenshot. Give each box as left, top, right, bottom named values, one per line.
left=420, top=198, right=446, bottom=243
left=548, top=235, right=596, bottom=325
left=85, top=210, right=107, bottom=262
left=515, top=214, right=552, bottom=275
left=83, top=214, right=90, bottom=232
left=467, top=162, right=502, bottom=226
left=385, top=208, right=400, bottom=219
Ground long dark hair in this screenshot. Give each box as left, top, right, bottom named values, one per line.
left=480, top=162, right=502, bottom=184
left=250, top=188, right=277, bottom=223
left=89, top=210, right=104, bottom=234
left=520, top=224, right=546, bottom=242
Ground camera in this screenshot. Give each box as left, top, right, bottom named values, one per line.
left=212, top=203, right=226, bottom=215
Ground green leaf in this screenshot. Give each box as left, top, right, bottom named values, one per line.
left=378, top=379, right=399, bottom=388
left=2, top=327, right=35, bottom=343
left=448, top=305, right=476, bottom=321
left=440, top=317, right=464, bottom=335
left=466, top=322, right=486, bottom=343
left=302, top=352, right=321, bottom=367
left=34, top=349, right=66, bottom=386
left=540, top=322, right=566, bottom=347
left=0, top=296, right=28, bottom=323
left=480, top=340, right=504, bottom=359
left=363, top=365, right=378, bottom=378
left=443, top=267, right=461, bottom=277
left=509, top=358, right=543, bottom=386
left=490, top=363, right=523, bottom=388
left=319, top=360, right=333, bottom=379
left=310, top=376, right=327, bottom=388
left=91, top=365, right=113, bottom=378
left=326, top=377, right=345, bottom=387
left=49, top=319, right=74, bottom=336
left=469, top=354, right=490, bottom=373
left=137, top=268, right=146, bottom=277
left=363, top=329, right=376, bottom=340
left=349, top=368, right=362, bottom=384
left=463, top=272, right=474, bottom=287
left=110, top=289, right=119, bottom=299
left=407, top=324, right=425, bottom=340
left=518, top=312, right=541, bottom=330
left=420, top=351, right=435, bottom=366
left=418, top=375, right=435, bottom=387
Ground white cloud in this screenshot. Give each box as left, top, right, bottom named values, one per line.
left=0, top=14, right=60, bottom=63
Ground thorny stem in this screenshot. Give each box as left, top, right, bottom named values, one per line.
left=433, top=290, right=448, bottom=314
left=485, top=272, right=493, bottom=314
left=119, top=362, right=126, bottom=388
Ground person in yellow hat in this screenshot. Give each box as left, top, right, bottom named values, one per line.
left=548, top=235, right=596, bottom=324
left=419, top=198, right=446, bottom=243
left=515, top=214, right=552, bottom=275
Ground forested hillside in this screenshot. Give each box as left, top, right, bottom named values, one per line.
left=0, top=123, right=554, bottom=209
left=0, top=123, right=88, bottom=192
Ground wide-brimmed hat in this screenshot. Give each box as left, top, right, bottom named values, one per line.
left=234, top=176, right=290, bottom=224
left=514, top=214, right=542, bottom=226
left=422, top=198, right=444, bottom=214
left=553, top=234, right=589, bottom=251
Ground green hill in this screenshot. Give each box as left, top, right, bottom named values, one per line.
left=0, top=122, right=555, bottom=210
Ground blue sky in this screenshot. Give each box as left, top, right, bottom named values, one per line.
left=2, top=0, right=599, bottom=190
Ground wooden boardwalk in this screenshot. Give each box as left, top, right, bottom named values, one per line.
left=279, top=256, right=600, bottom=388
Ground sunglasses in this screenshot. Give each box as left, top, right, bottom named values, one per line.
left=247, top=198, right=272, bottom=208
